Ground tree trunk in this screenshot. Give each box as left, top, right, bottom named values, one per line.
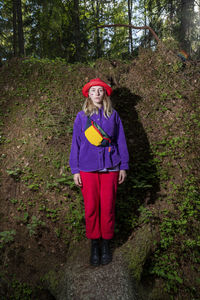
left=179, top=0, right=195, bottom=53
left=128, top=0, right=133, bottom=53
left=92, top=0, right=101, bottom=59
left=96, top=0, right=101, bottom=58
left=144, top=0, right=147, bottom=48
left=73, top=0, right=80, bottom=61
left=147, top=0, right=153, bottom=47
left=169, top=0, right=174, bottom=19
left=169, top=0, right=175, bottom=35
left=12, top=0, right=17, bottom=56
left=16, top=0, right=24, bottom=56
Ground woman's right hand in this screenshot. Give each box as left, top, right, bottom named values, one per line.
left=73, top=173, right=82, bottom=187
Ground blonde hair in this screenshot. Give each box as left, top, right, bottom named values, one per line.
left=82, top=94, right=113, bottom=118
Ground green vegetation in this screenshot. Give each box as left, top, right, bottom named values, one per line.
left=0, top=230, right=16, bottom=248
left=27, top=216, right=45, bottom=236
left=1, top=0, right=200, bottom=63
left=10, top=279, right=33, bottom=300
left=64, top=192, right=85, bottom=240
left=148, top=175, right=200, bottom=297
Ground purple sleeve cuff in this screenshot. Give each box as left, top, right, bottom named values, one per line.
left=71, top=168, right=80, bottom=174
left=119, top=163, right=129, bottom=170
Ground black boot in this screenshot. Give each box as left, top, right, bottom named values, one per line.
left=101, top=239, right=112, bottom=265
left=90, top=239, right=100, bottom=266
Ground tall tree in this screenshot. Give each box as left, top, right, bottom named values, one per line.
left=91, top=0, right=102, bottom=58
left=179, top=0, right=195, bottom=53
left=12, top=0, right=17, bottom=56
left=16, top=0, right=24, bottom=56
left=128, top=0, right=133, bottom=53
left=73, top=0, right=81, bottom=61
left=11, top=0, right=25, bottom=57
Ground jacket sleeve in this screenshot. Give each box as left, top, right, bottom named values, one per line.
left=69, top=113, right=82, bottom=174
left=116, top=113, right=129, bottom=170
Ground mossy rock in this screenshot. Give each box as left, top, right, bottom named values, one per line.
left=121, top=224, right=157, bottom=282
left=42, top=269, right=64, bottom=298
left=116, top=224, right=170, bottom=300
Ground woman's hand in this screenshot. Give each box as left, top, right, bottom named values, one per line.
left=118, top=170, right=127, bottom=184
left=73, top=173, right=82, bottom=187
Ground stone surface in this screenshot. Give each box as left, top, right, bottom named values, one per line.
left=55, top=239, right=139, bottom=300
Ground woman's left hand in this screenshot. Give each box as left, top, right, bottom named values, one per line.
left=118, top=170, right=127, bottom=184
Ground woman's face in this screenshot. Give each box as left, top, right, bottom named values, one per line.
left=88, top=85, right=105, bottom=108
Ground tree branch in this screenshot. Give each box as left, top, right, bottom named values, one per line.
left=98, top=23, right=160, bottom=43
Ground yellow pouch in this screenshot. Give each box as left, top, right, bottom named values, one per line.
left=84, top=117, right=111, bottom=149
left=85, top=126, right=103, bottom=146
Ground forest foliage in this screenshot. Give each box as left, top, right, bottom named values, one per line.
left=0, top=0, right=200, bottom=62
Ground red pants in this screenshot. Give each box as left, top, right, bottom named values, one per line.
left=80, top=171, right=119, bottom=239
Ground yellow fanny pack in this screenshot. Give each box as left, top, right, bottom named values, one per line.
left=85, top=117, right=111, bottom=151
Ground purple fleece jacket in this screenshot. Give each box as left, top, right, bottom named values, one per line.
left=69, top=107, right=129, bottom=174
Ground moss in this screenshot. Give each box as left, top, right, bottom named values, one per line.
left=122, top=224, right=156, bottom=282
left=41, top=269, right=62, bottom=297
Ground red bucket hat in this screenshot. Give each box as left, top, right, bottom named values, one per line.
left=82, top=78, right=113, bottom=97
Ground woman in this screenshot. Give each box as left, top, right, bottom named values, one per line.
left=69, top=78, right=129, bottom=266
